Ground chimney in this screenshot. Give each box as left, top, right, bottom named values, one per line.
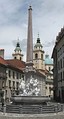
left=0, top=49, right=4, bottom=59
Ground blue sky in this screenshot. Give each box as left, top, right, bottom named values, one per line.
left=0, top=0, right=64, bottom=61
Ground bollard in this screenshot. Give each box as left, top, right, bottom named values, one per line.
left=3, top=104, right=6, bottom=113
left=61, top=104, right=63, bottom=111
left=54, top=105, right=58, bottom=113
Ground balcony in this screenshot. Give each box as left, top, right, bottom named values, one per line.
left=0, top=72, right=7, bottom=79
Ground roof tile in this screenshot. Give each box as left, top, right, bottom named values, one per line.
left=0, top=57, right=7, bottom=65
left=6, top=59, right=26, bottom=71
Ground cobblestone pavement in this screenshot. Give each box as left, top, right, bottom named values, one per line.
left=0, top=111, right=64, bottom=119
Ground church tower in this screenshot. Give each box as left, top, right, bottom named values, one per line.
left=12, top=39, right=23, bottom=61
left=33, top=34, right=45, bottom=70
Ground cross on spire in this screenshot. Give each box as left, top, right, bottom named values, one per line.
left=37, top=33, right=40, bottom=43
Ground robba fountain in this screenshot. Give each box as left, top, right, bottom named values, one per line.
left=9, top=6, right=51, bottom=114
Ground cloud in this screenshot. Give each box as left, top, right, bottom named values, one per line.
left=42, top=0, right=64, bottom=14
left=0, top=0, right=64, bottom=60
left=0, top=25, right=27, bottom=60
left=33, top=1, right=64, bottom=43
left=0, top=0, right=25, bottom=26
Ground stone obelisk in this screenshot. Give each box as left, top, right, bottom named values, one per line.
left=26, top=6, right=33, bottom=66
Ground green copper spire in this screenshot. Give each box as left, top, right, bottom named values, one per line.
left=15, top=39, right=21, bottom=52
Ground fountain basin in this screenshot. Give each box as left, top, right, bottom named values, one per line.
left=11, top=95, right=51, bottom=105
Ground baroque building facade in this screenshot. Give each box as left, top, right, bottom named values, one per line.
left=5, top=59, right=25, bottom=100
left=52, top=27, right=64, bottom=102
left=0, top=47, right=25, bottom=101
left=0, top=56, right=7, bottom=102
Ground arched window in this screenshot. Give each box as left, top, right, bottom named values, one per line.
left=49, top=67, right=51, bottom=71
left=14, top=57, right=16, bottom=59
left=35, top=53, right=38, bottom=59
left=20, top=57, right=21, bottom=60
left=41, top=54, right=43, bottom=59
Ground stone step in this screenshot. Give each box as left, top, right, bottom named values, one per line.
left=5, top=104, right=62, bottom=114
left=6, top=105, right=20, bottom=113
left=20, top=105, right=55, bottom=114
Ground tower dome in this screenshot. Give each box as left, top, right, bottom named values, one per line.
left=12, top=39, right=23, bottom=61
left=45, top=54, right=53, bottom=65
left=34, top=34, right=43, bottom=50
left=15, top=39, right=21, bottom=52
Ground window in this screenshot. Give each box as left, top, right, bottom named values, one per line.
left=14, top=57, right=16, bottom=59
left=6, top=90, right=7, bottom=96
left=63, top=57, right=64, bottom=67
left=63, top=45, right=64, bottom=53
left=20, top=74, right=21, bottom=79
left=58, top=73, right=60, bottom=81
left=2, top=81, right=4, bottom=88
left=49, top=87, right=51, bottom=94
left=41, top=54, right=43, bottom=59
left=61, top=72, right=62, bottom=81
left=9, top=80, right=11, bottom=88
left=49, top=67, right=51, bottom=71
left=35, top=53, right=38, bottom=59
left=20, top=57, right=21, bottom=60
left=16, top=73, right=19, bottom=79
left=60, top=59, right=62, bottom=68
left=9, top=70, right=11, bottom=78
left=13, top=81, right=15, bottom=89
left=22, top=75, right=24, bottom=79
left=16, top=82, right=19, bottom=89
left=13, top=71, right=15, bottom=79
left=58, top=61, right=60, bottom=70
left=63, top=71, right=64, bottom=80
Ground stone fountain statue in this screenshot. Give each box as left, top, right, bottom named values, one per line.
left=19, top=76, right=40, bottom=96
